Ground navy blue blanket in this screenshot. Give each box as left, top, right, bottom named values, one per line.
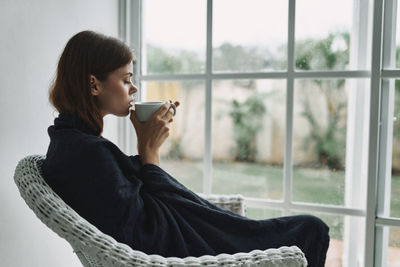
left=42, top=113, right=329, bottom=267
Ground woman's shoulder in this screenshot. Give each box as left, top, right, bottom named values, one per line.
left=43, top=131, right=127, bottom=181
left=44, top=115, right=132, bottom=174
left=47, top=113, right=114, bottom=149
left=46, top=125, right=122, bottom=163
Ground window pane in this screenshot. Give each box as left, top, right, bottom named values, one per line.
left=392, top=80, right=400, bottom=217
left=143, top=0, right=206, bottom=74
left=211, top=79, right=286, bottom=200
left=377, top=226, right=400, bottom=267
left=143, top=81, right=205, bottom=192
left=246, top=208, right=282, bottom=220
left=388, top=227, right=400, bottom=267
left=213, top=0, right=288, bottom=72
left=296, top=0, right=371, bottom=70
left=291, top=212, right=365, bottom=267
left=293, top=79, right=370, bottom=207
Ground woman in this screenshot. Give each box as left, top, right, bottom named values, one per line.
left=42, top=30, right=329, bottom=267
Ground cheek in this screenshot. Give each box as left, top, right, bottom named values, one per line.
left=109, top=85, right=128, bottom=105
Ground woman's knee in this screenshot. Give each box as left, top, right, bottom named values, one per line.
left=299, top=214, right=330, bottom=235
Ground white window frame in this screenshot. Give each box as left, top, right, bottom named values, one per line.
left=371, top=0, right=400, bottom=266
left=118, top=0, right=400, bottom=266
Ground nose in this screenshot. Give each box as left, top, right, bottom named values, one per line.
left=129, top=83, right=138, bottom=96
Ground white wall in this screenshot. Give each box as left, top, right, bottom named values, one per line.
left=0, top=0, right=119, bottom=266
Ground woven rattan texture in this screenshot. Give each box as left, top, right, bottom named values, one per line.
left=14, top=155, right=307, bottom=267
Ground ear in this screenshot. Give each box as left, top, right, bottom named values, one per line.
left=89, top=75, right=101, bottom=96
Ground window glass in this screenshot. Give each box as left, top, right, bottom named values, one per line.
left=296, top=0, right=370, bottom=70
left=143, top=80, right=205, bottom=193
left=388, top=227, right=400, bottom=267
left=213, top=0, right=288, bottom=72
left=377, top=226, right=400, bottom=267
left=391, top=79, right=400, bottom=217
left=293, top=79, right=369, bottom=207
left=143, top=0, right=206, bottom=74
left=211, top=79, right=286, bottom=200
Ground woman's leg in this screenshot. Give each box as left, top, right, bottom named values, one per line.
left=263, top=214, right=330, bottom=267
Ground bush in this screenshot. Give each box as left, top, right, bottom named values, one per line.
left=229, top=95, right=266, bottom=162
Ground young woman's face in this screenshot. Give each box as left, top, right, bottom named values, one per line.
left=91, top=61, right=138, bottom=117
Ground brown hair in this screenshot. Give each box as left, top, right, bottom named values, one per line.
left=49, top=30, right=133, bottom=135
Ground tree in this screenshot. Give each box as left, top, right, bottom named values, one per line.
left=229, top=95, right=267, bottom=162
left=296, top=32, right=349, bottom=170
left=296, top=32, right=349, bottom=70
left=213, top=43, right=272, bottom=72
left=146, top=45, right=203, bottom=74
left=213, top=43, right=276, bottom=89
left=301, top=93, right=346, bottom=170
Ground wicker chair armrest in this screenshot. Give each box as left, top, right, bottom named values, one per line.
left=92, top=242, right=307, bottom=267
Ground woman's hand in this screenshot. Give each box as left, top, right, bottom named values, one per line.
left=130, top=100, right=180, bottom=166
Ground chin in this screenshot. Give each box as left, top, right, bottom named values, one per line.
left=111, top=109, right=130, bottom=117
left=121, top=109, right=130, bottom=116
left=108, top=107, right=130, bottom=117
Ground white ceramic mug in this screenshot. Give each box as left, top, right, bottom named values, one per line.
left=134, top=101, right=176, bottom=122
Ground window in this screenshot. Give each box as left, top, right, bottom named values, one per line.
left=119, top=0, right=400, bottom=266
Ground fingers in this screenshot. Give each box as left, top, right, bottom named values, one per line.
left=130, top=109, right=139, bottom=127
left=157, top=121, right=170, bottom=143
left=152, top=102, right=175, bottom=121
left=153, top=103, right=170, bottom=119
left=169, top=99, right=180, bottom=108
left=163, top=107, right=175, bottom=122
left=147, top=101, right=179, bottom=124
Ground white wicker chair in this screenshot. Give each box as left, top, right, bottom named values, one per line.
left=14, top=155, right=307, bottom=267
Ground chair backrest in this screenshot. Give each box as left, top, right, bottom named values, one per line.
left=13, top=155, right=130, bottom=267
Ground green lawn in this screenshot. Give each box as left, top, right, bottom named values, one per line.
left=161, top=159, right=348, bottom=205
left=160, top=158, right=400, bottom=244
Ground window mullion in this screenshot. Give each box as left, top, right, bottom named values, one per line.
left=343, top=0, right=371, bottom=266
left=381, top=69, right=400, bottom=77
left=140, top=70, right=371, bottom=81
left=122, top=0, right=142, bottom=157
left=375, top=79, right=395, bottom=267
left=374, top=0, right=398, bottom=266
left=365, top=0, right=385, bottom=265
left=131, top=0, right=142, bottom=93
left=203, top=0, right=213, bottom=195
left=376, top=217, right=400, bottom=227
left=283, top=0, right=296, bottom=216
left=118, top=0, right=131, bottom=154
